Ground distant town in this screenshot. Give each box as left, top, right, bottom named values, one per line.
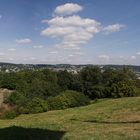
left=0, top=62, right=140, bottom=79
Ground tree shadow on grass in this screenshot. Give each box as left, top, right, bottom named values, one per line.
left=84, top=120, right=140, bottom=124
left=0, top=126, right=66, bottom=140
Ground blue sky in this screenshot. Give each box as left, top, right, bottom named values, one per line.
left=0, top=0, right=140, bottom=65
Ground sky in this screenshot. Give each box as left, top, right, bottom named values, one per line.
left=0, top=0, right=140, bottom=65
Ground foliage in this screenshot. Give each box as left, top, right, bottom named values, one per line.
left=85, top=85, right=105, bottom=99
left=80, top=66, right=102, bottom=85
left=0, top=73, right=18, bottom=90
left=1, top=66, right=139, bottom=116
left=21, top=97, right=48, bottom=114
left=47, top=90, right=90, bottom=110
left=4, top=92, right=27, bottom=106
left=133, top=87, right=140, bottom=96
left=80, top=67, right=137, bottom=99
left=110, top=81, right=135, bottom=98
left=57, top=70, right=73, bottom=90
left=0, top=110, right=18, bottom=119
left=0, top=97, right=140, bottom=140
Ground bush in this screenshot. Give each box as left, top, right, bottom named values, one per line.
left=0, top=73, right=18, bottom=90
left=0, top=110, right=18, bottom=119
left=134, top=88, right=140, bottom=96
left=85, top=85, right=105, bottom=99
left=23, top=97, right=48, bottom=114
left=110, top=82, right=135, bottom=98
left=4, top=92, right=28, bottom=106
left=47, top=90, right=90, bottom=110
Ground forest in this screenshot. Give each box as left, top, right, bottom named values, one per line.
left=0, top=66, right=140, bottom=119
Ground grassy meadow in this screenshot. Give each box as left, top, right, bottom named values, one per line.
left=0, top=97, right=140, bottom=140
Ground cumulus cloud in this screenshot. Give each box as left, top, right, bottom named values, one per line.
left=40, top=3, right=125, bottom=64
left=98, top=55, right=110, bottom=61
left=103, top=24, right=125, bottom=34
left=46, top=15, right=100, bottom=27
left=30, top=57, right=37, bottom=60
left=16, top=38, right=32, bottom=44
left=41, top=3, right=124, bottom=52
left=0, top=52, right=5, bottom=56
left=136, top=52, right=140, bottom=55
left=54, top=3, right=83, bottom=16
left=68, top=54, right=74, bottom=57
left=75, top=52, right=84, bottom=55
left=33, top=45, right=44, bottom=49
left=9, top=58, right=14, bottom=61
left=41, top=15, right=101, bottom=49
left=8, top=48, right=16, bottom=51
left=49, top=51, right=58, bottom=54
left=131, top=55, right=136, bottom=59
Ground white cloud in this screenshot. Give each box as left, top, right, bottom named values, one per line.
left=75, top=52, right=84, bottom=55
left=119, top=56, right=124, bottom=59
left=99, top=55, right=110, bottom=61
left=9, top=58, right=14, bottom=61
left=103, top=24, right=125, bottom=34
left=68, top=54, right=74, bottom=57
left=8, top=48, right=16, bottom=51
left=0, top=15, right=2, bottom=19
left=61, top=46, right=81, bottom=50
left=41, top=19, right=48, bottom=23
left=54, top=3, right=83, bottom=16
left=33, top=45, right=44, bottom=49
left=41, top=15, right=101, bottom=50
left=131, top=55, right=136, bottom=59
left=49, top=51, right=58, bottom=54
left=41, top=3, right=124, bottom=52
left=47, top=15, right=100, bottom=27
left=136, top=52, right=140, bottom=55
left=40, top=3, right=125, bottom=64
left=0, top=52, right=5, bottom=56
left=16, top=38, right=32, bottom=44
left=30, top=57, right=37, bottom=60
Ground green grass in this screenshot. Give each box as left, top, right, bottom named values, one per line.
left=0, top=97, right=140, bottom=140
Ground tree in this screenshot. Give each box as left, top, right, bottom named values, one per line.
left=57, top=70, right=73, bottom=90
left=80, top=66, right=102, bottom=85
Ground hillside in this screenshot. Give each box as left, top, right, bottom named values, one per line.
left=0, top=97, right=140, bottom=140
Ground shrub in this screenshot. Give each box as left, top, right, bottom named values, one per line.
left=24, top=97, right=48, bottom=114
left=0, top=110, right=18, bottom=119
left=47, top=90, right=90, bottom=110
left=110, top=82, right=135, bottom=98
left=4, top=92, right=27, bottom=106
left=134, top=88, right=140, bottom=96
left=85, top=85, right=105, bottom=99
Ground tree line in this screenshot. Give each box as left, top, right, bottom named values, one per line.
left=0, top=66, right=140, bottom=118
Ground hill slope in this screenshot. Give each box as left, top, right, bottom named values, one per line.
left=0, top=97, right=140, bottom=140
